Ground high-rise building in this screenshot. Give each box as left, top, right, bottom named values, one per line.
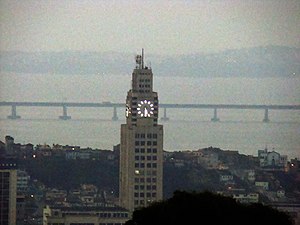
left=0, top=159, right=17, bottom=225
left=119, top=50, right=164, bottom=213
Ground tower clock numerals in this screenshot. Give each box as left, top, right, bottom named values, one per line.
left=126, top=104, right=131, bottom=117
left=137, top=100, right=154, bottom=117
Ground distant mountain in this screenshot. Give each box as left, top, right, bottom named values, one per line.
left=1, top=46, right=299, bottom=77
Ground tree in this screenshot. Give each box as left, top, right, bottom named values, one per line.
left=125, top=191, right=293, bottom=225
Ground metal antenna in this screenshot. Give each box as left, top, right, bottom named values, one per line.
left=142, top=48, right=144, bottom=69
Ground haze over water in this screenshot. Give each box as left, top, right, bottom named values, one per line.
left=0, top=72, right=299, bottom=159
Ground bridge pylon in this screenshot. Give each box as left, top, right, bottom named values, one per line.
left=112, top=106, right=118, bottom=121
left=7, top=105, right=21, bottom=119
left=211, top=108, right=220, bottom=122
left=160, top=108, right=169, bottom=121
left=59, top=105, right=71, bottom=120
left=263, top=108, right=270, bottom=123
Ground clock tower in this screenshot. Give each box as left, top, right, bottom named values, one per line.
left=119, top=49, right=163, bottom=213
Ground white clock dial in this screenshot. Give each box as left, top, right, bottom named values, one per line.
left=137, top=100, right=154, bottom=117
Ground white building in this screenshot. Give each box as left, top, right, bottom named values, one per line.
left=258, top=148, right=287, bottom=169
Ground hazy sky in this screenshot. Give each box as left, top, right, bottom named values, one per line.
left=1, top=0, right=299, bottom=55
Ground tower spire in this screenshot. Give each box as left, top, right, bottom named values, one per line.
left=142, top=48, right=144, bottom=69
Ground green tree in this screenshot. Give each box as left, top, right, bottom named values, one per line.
left=125, top=191, right=293, bottom=225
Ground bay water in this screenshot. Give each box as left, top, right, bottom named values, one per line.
left=0, top=73, right=299, bottom=159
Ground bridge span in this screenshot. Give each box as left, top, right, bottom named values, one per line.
left=0, top=101, right=299, bottom=122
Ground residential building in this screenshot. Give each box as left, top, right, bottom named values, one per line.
left=258, top=148, right=288, bottom=169
left=43, top=205, right=129, bottom=225
left=0, top=159, right=17, bottom=225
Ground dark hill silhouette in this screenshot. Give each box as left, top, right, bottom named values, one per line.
left=125, top=191, right=293, bottom=225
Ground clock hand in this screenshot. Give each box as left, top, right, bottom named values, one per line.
left=144, top=108, right=148, bottom=117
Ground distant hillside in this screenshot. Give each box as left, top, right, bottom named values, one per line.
left=1, top=46, right=299, bottom=77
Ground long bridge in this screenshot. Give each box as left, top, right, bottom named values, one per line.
left=0, top=101, right=299, bottom=122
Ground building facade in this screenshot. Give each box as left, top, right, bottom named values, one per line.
left=43, top=205, right=129, bottom=225
left=0, top=159, right=17, bottom=225
left=258, top=148, right=288, bottom=169
left=119, top=50, right=164, bottom=213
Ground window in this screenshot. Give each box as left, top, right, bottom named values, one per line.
left=147, top=141, right=151, bottom=146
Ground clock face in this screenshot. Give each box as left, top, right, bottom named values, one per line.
left=137, top=100, right=154, bottom=117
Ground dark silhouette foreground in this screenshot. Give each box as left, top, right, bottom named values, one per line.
left=125, top=191, right=293, bottom=225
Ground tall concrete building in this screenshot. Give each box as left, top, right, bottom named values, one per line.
left=119, top=50, right=163, bottom=213
left=0, top=159, right=17, bottom=225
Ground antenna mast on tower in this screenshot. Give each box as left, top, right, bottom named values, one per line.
left=142, top=48, right=144, bottom=69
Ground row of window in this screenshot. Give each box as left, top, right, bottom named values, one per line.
left=134, top=185, right=156, bottom=190
left=135, top=163, right=157, bottom=168
left=138, top=84, right=151, bottom=88
left=134, top=192, right=156, bottom=198
left=60, top=212, right=128, bottom=219
left=135, top=148, right=157, bottom=154
left=135, top=133, right=158, bottom=139
left=97, top=213, right=128, bottom=218
left=134, top=169, right=157, bottom=176
left=134, top=199, right=153, bottom=206
left=135, top=141, right=157, bottom=146
left=136, top=90, right=151, bottom=93
left=135, top=155, right=157, bottom=161
left=139, top=79, right=151, bottom=82
left=134, top=177, right=157, bottom=183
